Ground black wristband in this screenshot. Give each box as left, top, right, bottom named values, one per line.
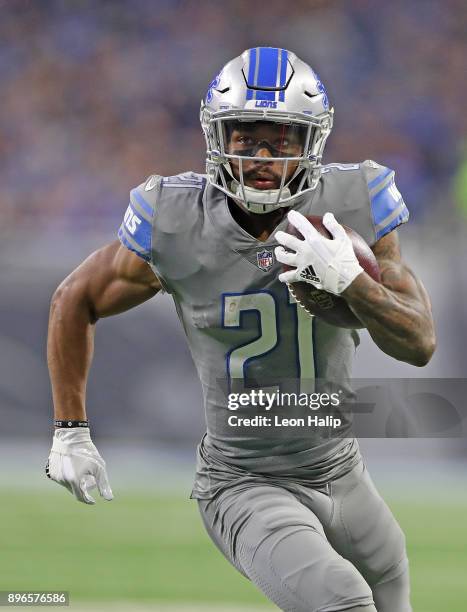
left=54, top=420, right=89, bottom=428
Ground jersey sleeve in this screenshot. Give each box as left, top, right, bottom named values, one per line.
left=362, top=160, right=410, bottom=242
left=117, top=175, right=158, bottom=262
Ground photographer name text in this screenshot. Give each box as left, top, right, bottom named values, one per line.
left=228, top=415, right=342, bottom=429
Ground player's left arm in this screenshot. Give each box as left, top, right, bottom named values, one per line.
left=342, top=229, right=436, bottom=366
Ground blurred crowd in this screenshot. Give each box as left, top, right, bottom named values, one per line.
left=0, top=0, right=466, bottom=234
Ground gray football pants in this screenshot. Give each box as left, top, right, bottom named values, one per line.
left=198, top=461, right=411, bottom=612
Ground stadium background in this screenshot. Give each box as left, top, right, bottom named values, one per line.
left=1, top=1, right=466, bottom=610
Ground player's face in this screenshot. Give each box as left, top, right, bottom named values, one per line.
left=224, top=121, right=305, bottom=190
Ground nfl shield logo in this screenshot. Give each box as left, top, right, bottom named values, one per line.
left=256, top=249, right=274, bottom=271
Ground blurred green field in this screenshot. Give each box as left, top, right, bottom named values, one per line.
left=1, top=490, right=466, bottom=611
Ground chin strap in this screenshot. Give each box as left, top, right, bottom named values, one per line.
left=232, top=181, right=292, bottom=214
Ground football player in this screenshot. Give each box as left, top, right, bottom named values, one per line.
left=46, top=48, right=436, bottom=612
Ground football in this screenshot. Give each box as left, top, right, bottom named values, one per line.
left=283, top=215, right=381, bottom=328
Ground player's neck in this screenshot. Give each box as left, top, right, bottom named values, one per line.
left=227, top=198, right=289, bottom=242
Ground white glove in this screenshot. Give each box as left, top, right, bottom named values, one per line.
left=46, top=428, right=113, bottom=505
left=275, top=210, right=363, bottom=295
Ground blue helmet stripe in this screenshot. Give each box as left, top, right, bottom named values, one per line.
left=256, top=47, right=279, bottom=88
left=246, top=48, right=257, bottom=100
left=279, top=49, right=288, bottom=101
left=248, top=47, right=257, bottom=83
left=279, top=49, right=288, bottom=86
left=254, top=90, right=276, bottom=101
left=245, top=47, right=286, bottom=102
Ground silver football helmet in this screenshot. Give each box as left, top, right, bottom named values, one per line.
left=200, top=47, right=334, bottom=214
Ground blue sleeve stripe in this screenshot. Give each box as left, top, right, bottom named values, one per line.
left=371, top=181, right=403, bottom=226
left=368, top=168, right=393, bottom=191
left=118, top=226, right=151, bottom=262
left=375, top=199, right=408, bottom=233
left=129, top=197, right=152, bottom=223
left=118, top=224, right=145, bottom=253
left=119, top=203, right=152, bottom=249
left=375, top=208, right=409, bottom=240
left=130, top=189, right=154, bottom=218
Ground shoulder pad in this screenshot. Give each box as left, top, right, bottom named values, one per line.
left=320, top=162, right=361, bottom=174
left=161, top=172, right=206, bottom=189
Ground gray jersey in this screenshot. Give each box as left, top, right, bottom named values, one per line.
left=118, top=161, right=409, bottom=499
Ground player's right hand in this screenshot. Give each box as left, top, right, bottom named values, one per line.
left=45, top=428, right=113, bottom=505
left=275, top=210, right=363, bottom=295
